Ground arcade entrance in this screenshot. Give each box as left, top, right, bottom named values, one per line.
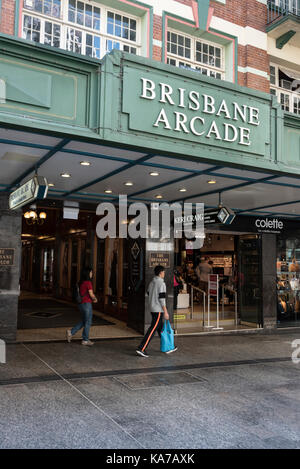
left=18, top=201, right=138, bottom=341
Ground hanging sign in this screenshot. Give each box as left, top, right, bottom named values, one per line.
left=204, top=207, right=236, bottom=225
left=9, top=176, right=48, bottom=210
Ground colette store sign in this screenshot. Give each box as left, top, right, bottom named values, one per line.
left=123, top=65, right=270, bottom=156
left=255, top=217, right=284, bottom=233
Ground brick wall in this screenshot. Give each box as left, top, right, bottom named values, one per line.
left=0, top=0, right=15, bottom=35
left=211, top=0, right=267, bottom=30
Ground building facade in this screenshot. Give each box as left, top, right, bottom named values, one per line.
left=0, top=0, right=300, bottom=342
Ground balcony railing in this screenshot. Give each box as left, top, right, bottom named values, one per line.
left=267, top=0, right=300, bottom=25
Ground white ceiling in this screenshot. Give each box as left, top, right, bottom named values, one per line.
left=1, top=128, right=300, bottom=218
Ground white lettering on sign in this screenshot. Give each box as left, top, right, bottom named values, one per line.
left=255, top=218, right=284, bottom=230
left=140, top=78, right=262, bottom=147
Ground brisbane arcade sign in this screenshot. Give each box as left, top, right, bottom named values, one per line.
left=123, top=66, right=270, bottom=157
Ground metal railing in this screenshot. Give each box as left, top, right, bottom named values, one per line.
left=188, top=283, right=239, bottom=328
left=267, top=0, right=300, bottom=25
left=190, top=284, right=206, bottom=326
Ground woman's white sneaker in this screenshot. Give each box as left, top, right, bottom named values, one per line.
left=82, top=340, right=94, bottom=346
left=66, top=329, right=72, bottom=343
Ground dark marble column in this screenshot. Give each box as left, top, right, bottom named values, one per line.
left=127, top=232, right=174, bottom=335
left=0, top=194, right=22, bottom=342
left=262, top=234, right=277, bottom=330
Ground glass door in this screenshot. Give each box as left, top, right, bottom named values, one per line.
left=238, top=235, right=262, bottom=327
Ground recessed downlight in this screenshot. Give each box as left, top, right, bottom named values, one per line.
left=207, top=179, right=217, bottom=184
left=155, top=195, right=163, bottom=199
left=105, top=189, right=113, bottom=194
left=179, top=188, right=187, bottom=192
left=150, top=172, right=159, bottom=176
left=124, top=182, right=133, bottom=186
left=80, top=161, right=91, bottom=166
left=61, top=173, right=71, bottom=178
left=48, top=183, right=55, bottom=187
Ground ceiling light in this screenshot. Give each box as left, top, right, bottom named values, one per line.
left=207, top=179, right=217, bottom=184
left=155, top=195, right=163, bottom=199
left=39, top=212, right=47, bottom=219
left=48, top=183, right=55, bottom=187
left=124, top=182, right=133, bottom=186
left=105, top=189, right=113, bottom=194
left=179, top=188, right=187, bottom=192
left=61, top=173, right=71, bottom=178
left=80, top=161, right=91, bottom=166
left=150, top=172, right=159, bottom=176
left=24, top=211, right=31, bottom=219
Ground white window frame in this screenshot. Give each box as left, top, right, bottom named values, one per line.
left=167, top=28, right=225, bottom=80
left=22, top=0, right=141, bottom=59
left=22, top=13, right=62, bottom=48
left=270, top=63, right=300, bottom=115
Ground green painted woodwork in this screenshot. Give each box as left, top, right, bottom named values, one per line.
left=266, top=11, right=300, bottom=33
left=14, top=0, right=20, bottom=37
left=0, top=35, right=299, bottom=178
left=282, top=112, right=300, bottom=168
left=276, top=30, right=296, bottom=48
left=0, top=34, right=101, bottom=138
left=100, top=51, right=286, bottom=174
left=198, top=0, right=210, bottom=31
left=122, top=65, right=269, bottom=157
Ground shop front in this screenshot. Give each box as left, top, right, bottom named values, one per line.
left=1, top=36, right=300, bottom=341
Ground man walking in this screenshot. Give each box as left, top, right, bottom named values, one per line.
left=136, top=265, right=177, bottom=358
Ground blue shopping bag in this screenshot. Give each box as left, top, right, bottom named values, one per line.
left=160, top=320, right=175, bottom=353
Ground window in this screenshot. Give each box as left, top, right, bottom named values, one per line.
left=107, top=11, right=137, bottom=42
left=270, top=64, right=300, bottom=115
left=68, top=0, right=100, bottom=31
left=66, top=27, right=82, bottom=54
left=23, top=14, right=61, bottom=47
left=24, top=0, right=61, bottom=18
left=22, top=0, right=140, bottom=59
left=167, top=30, right=224, bottom=80
left=23, top=14, right=41, bottom=42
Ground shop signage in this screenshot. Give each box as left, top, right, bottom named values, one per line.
left=216, top=215, right=286, bottom=234
left=254, top=217, right=284, bottom=233
left=123, top=66, right=270, bottom=157
left=9, top=176, right=48, bottom=210
left=0, top=248, right=14, bottom=266
left=149, top=252, right=170, bottom=268
left=204, top=207, right=235, bottom=225
left=209, top=274, right=219, bottom=297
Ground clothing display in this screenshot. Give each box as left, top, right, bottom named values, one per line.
left=277, top=249, right=300, bottom=323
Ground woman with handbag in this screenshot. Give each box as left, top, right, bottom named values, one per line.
left=66, top=266, right=98, bottom=346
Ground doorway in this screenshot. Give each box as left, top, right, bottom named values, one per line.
left=174, top=231, right=262, bottom=333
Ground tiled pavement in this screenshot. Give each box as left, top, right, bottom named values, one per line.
left=0, top=331, right=300, bottom=449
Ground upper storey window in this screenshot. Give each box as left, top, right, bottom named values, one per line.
left=167, top=30, right=224, bottom=80
left=68, top=0, right=100, bottom=30
left=24, top=0, right=61, bottom=18
left=22, top=0, right=140, bottom=59
left=270, top=64, right=300, bottom=115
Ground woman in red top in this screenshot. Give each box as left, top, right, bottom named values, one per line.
left=66, top=267, right=98, bottom=346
